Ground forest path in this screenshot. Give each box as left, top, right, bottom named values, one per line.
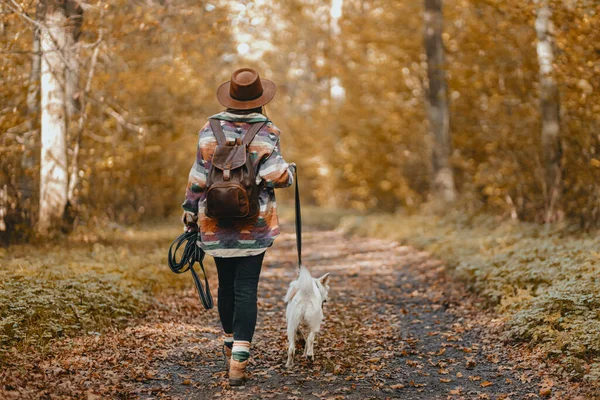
left=26, top=226, right=559, bottom=399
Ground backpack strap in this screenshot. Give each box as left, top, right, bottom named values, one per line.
left=242, top=121, right=267, bottom=146
left=209, top=119, right=227, bottom=146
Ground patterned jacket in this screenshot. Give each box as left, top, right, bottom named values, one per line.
left=181, top=112, right=295, bottom=257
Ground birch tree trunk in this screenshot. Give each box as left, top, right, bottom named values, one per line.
left=424, top=0, right=456, bottom=203
left=38, top=0, right=70, bottom=234
left=535, top=1, right=562, bottom=222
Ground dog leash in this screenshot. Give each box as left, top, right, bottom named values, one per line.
left=167, top=231, right=214, bottom=310
left=294, top=167, right=302, bottom=268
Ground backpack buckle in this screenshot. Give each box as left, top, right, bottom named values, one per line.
left=223, top=169, right=231, bottom=181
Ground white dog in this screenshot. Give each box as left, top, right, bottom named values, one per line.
left=284, top=265, right=330, bottom=367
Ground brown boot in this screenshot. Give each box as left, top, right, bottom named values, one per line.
left=229, top=358, right=249, bottom=386
left=223, top=344, right=232, bottom=370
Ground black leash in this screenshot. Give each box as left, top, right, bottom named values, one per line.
left=294, top=167, right=302, bottom=267
left=167, top=231, right=214, bottom=310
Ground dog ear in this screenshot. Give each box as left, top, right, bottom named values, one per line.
left=318, top=272, right=330, bottom=285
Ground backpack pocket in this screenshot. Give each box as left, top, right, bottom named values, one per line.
left=205, top=182, right=251, bottom=219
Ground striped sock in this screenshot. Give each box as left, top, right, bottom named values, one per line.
left=232, top=340, right=250, bottom=362
left=223, top=333, right=233, bottom=349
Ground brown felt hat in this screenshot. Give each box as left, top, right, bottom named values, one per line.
left=216, top=68, right=276, bottom=110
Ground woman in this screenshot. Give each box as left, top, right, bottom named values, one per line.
left=181, top=68, right=295, bottom=386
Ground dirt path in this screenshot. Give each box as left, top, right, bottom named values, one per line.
left=5, top=226, right=565, bottom=399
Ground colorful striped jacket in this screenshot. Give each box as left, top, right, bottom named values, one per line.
left=181, top=112, right=295, bottom=257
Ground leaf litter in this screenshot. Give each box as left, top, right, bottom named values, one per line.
left=0, top=224, right=586, bottom=398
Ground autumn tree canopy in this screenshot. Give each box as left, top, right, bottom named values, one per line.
left=1, top=0, right=599, bottom=243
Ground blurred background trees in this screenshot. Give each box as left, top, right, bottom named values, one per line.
left=1, top=0, right=234, bottom=242
left=1, top=0, right=599, bottom=243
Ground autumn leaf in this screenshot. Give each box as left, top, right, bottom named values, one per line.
left=449, top=387, right=463, bottom=395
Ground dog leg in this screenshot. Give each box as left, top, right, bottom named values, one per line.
left=286, top=327, right=296, bottom=368
left=297, top=327, right=306, bottom=341
left=302, top=337, right=308, bottom=357
left=305, top=331, right=316, bottom=361
left=301, top=327, right=309, bottom=357
left=297, top=327, right=307, bottom=351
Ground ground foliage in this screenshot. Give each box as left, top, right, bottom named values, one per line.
left=338, top=209, right=600, bottom=388
left=0, top=221, right=187, bottom=359
left=2, top=223, right=584, bottom=399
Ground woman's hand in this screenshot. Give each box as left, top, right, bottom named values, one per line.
left=182, top=211, right=199, bottom=232
left=184, top=223, right=198, bottom=233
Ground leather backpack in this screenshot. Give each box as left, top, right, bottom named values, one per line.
left=205, top=119, right=266, bottom=219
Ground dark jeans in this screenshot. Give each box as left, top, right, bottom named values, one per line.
left=214, top=252, right=265, bottom=342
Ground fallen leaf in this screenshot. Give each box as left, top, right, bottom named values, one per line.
left=449, top=387, right=463, bottom=395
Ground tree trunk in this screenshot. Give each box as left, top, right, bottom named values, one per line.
left=38, top=0, right=70, bottom=235
left=535, top=1, right=562, bottom=222
left=424, top=0, right=456, bottom=203
left=64, top=1, right=83, bottom=224
left=65, top=1, right=83, bottom=119
left=21, top=1, right=46, bottom=209
left=68, top=28, right=100, bottom=206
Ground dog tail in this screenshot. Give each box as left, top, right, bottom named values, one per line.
left=297, top=264, right=314, bottom=294
left=284, top=265, right=313, bottom=303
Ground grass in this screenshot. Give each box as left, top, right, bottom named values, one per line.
left=0, top=220, right=208, bottom=361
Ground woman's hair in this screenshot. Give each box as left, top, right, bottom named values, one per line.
left=226, top=106, right=265, bottom=116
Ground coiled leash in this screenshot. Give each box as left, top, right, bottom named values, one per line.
left=167, top=231, right=214, bottom=310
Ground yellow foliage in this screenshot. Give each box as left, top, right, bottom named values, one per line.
left=1, top=0, right=600, bottom=239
